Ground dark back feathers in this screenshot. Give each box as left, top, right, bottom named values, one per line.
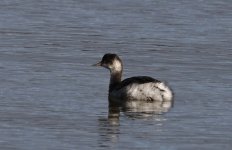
left=117, top=76, right=161, bottom=90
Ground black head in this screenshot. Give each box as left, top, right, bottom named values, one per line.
left=101, top=53, right=120, bottom=66
left=93, top=53, right=122, bottom=71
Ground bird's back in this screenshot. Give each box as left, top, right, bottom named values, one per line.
left=109, top=76, right=173, bottom=103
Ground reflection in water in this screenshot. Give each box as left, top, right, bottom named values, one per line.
left=122, top=100, right=173, bottom=118
left=105, top=98, right=173, bottom=122
left=97, top=99, right=172, bottom=148
left=98, top=107, right=120, bottom=148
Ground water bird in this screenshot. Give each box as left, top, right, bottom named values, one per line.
left=93, top=53, right=174, bottom=106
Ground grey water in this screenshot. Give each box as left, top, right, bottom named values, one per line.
left=0, top=0, right=232, bottom=149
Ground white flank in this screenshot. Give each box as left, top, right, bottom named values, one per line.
left=123, top=82, right=173, bottom=102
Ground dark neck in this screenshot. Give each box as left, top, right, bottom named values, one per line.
left=109, top=71, right=122, bottom=92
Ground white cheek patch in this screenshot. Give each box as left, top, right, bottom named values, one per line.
left=112, top=60, right=122, bottom=72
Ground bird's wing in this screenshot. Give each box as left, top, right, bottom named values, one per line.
left=117, top=76, right=161, bottom=90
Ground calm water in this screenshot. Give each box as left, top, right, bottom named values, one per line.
left=0, top=0, right=232, bottom=149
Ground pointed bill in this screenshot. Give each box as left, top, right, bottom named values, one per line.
left=92, top=61, right=101, bottom=67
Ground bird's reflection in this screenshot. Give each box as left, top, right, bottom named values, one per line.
left=99, top=98, right=173, bottom=126
left=97, top=99, right=173, bottom=147
left=98, top=106, right=120, bottom=148
left=109, top=99, right=173, bottom=119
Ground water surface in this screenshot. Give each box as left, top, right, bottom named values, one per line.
left=0, top=0, right=232, bottom=149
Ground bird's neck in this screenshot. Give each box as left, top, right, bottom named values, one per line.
left=109, top=70, right=122, bottom=92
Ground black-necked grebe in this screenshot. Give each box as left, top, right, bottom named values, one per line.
left=93, top=53, right=174, bottom=104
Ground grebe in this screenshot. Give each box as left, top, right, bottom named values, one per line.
left=93, top=53, right=174, bottom=105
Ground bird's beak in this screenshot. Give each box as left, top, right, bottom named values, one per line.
left=92, top=61, right=102, bottom=67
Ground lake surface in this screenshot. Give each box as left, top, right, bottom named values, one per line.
left=0, top=0, right=232, bottom=149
